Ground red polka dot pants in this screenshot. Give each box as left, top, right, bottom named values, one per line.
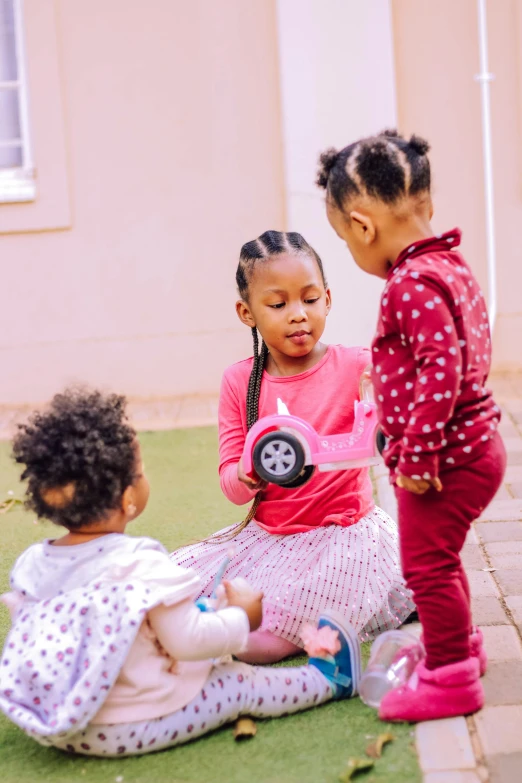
left=396, top=433, right=506, bottom=669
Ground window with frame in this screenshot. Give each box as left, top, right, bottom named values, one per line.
left=0, top=0, right=35, bottom=203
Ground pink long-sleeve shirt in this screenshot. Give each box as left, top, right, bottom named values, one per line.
left=371, top=228, right=500, bottom=482
left=218, top=344, right=374, bottom=535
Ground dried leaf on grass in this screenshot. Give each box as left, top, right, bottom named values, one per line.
left=233, top=718, right=257, bottom=741
left=339, top=757, right=375, bottom=781
left=365, top=732, right=395, bottom=759
left=0, top=498, right=23, bottom=515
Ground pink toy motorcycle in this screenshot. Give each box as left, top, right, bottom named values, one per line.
left=242, top=371, right=386, bottom=489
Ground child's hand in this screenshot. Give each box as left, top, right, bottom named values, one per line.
left=237, top=458, right=268, bottom=491
left=223, top=579, right=264, bottom=631
left=396, top=474, right=443, bottom=495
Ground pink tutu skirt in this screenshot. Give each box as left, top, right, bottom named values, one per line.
left=172, top=505, right=415, bottom=646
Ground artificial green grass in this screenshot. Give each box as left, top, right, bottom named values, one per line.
left=0, top=428, right=421, bottom=783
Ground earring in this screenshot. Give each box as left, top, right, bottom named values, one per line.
left=128, top=504, right=137, bottom=517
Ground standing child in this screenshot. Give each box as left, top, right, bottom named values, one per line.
left=0, top=389, right=361, bottom=756
left=317, top=129, right=506, bottom=722
left=173, top=230, right=415, bottom=664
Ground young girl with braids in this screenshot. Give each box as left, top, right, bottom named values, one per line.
left=173, top=230, right=415, bottom=664
left=317, top=129, right=506, bottom=722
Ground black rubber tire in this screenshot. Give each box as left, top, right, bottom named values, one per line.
left=280, top=464, right=316, bottom=489
left=376, top=429, right=387, bottom=456
left=252, top=431, right=306, bottom=486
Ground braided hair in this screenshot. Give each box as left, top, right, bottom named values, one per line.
left=208, top=230, right=326, bottom=542
left=316, top=128, right=431, bottom=210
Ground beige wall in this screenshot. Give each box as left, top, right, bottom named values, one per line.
left=393, top=0, right=522, bottom=371
left=2, top=0, right=520, bottom=408
left=0, top=0, right=285, bottom=404
left=276, top=0, right=397, bottom=351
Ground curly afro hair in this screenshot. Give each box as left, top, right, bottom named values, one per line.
left=12, top=388, right=137, bottom=529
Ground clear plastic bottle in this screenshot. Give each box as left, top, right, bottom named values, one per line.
left=359, top=629, right=425, bottom=709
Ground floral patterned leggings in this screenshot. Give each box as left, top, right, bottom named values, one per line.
left=45, top=661, right=334, bottom=757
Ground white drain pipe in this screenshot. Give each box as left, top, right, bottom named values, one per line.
left=475, top=0, right=497, bottom=331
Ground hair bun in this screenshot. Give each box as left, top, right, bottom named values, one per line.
left=316, top=148, right=340, bottom=189
left=382, top=128, right=402, bottom=140
left=408, top=134, right=430, bottom=156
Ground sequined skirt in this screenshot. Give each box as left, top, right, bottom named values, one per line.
left=171, top=505, right=415, bottom=646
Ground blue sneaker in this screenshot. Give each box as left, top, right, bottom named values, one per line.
left=308, top=611, right=362, bottom=699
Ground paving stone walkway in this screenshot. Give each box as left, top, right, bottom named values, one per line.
left=0, top=393, right=220, bottom=441
left=467, top=376, right=522, bottom=783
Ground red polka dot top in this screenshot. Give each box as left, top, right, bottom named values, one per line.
left=371, top=229, right=501, bottom=482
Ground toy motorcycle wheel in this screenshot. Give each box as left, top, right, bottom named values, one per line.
left=280, top=464, right=316, bottom=488
left=376, top=429, right=387, bottom=456
left=253, top=431, right=306, bottom=486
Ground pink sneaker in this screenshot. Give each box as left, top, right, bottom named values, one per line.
left=378, top=657, right=483, bottom=723
left=470, top=627, right=487, bottom=677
